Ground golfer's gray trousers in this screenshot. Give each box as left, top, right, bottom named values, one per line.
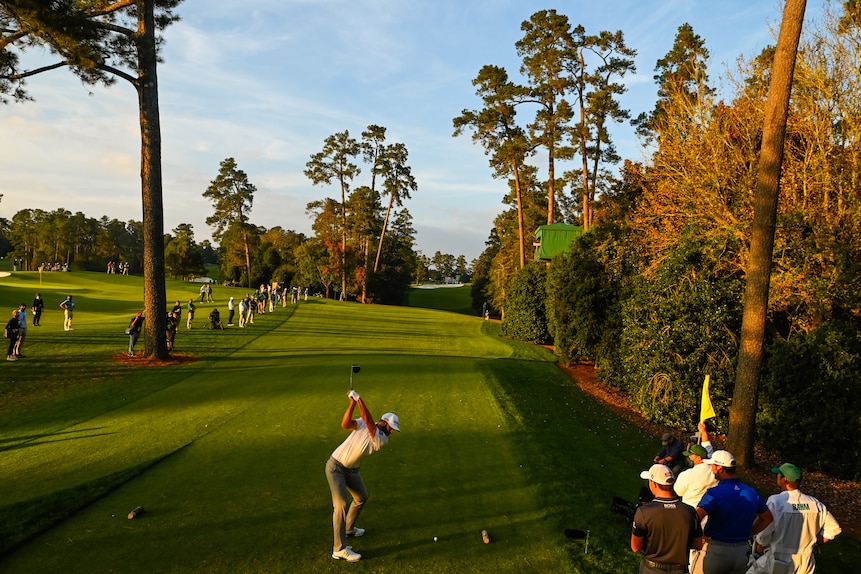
left=702, top=540, right=750, bottom=574
left=325, top=457, right=369, bottom=551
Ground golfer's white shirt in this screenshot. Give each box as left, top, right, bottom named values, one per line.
left=750, top=489, right=841, bottom=573
left=674, top=462, right=718, bottom=508
left=331, top=419, right=388, bottom=469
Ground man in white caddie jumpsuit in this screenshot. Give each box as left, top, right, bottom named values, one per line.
left=747, top=463, right=841, bottom=574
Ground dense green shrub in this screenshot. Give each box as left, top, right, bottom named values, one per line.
left=546, top=227, right=623, bottom=368
left=501, top=262, right=550, bottom=344
left=759, top=320, right=861, bottom=479
left=612, top=230, right=743, bottom=428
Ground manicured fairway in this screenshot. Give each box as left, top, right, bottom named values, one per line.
left=1, top=271, right=858, bottom=572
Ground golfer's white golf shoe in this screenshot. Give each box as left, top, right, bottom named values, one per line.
left=332, top=546, right=361, bottom=562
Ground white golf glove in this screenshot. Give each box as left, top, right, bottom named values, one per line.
left=348, top=390, right=361, bottom=401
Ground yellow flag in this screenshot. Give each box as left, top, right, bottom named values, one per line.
left=700, top=374, right=716, bottom=423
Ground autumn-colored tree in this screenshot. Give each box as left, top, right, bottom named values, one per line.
left=347, top=185, right=382, bottom=302
left=306, top=198, right=345, bottom=299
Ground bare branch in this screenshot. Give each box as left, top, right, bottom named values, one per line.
left=3, top=61, right=68, bottom=80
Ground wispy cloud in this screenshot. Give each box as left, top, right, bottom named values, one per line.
left=1, top=0, right=827, bottom=260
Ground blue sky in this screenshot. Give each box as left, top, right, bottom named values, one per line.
left=0, top=0, right=826, bottom=262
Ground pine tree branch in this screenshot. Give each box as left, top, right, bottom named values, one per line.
left=2, top=61, right=67, bottom=80
left=85, top=0, right=137, bottom=19
left=95, top=61, right=136, bottom=84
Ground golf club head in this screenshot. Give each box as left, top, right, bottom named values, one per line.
left=564, top=528, right=587, bottom=540
left=351, top=364, right=361, bottom=374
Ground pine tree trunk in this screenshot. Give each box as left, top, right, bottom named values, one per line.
left=243, top=229, right=251, bottom=288
left=513, top=160, right=525, bottom=268
left=728, top=0, right=807, bottom=467
left=374, top=196, right=394, bottom=274
left=137, top=0, right=169, bottom=359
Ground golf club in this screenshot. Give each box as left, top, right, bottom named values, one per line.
left=564, top=528, right=587, bottom=540
left=349, top=364, right=360, bottom=390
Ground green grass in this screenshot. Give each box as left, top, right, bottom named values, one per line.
left=406, top=284, right=476, bottom=316
left=0, top=272, right=858, bottom=572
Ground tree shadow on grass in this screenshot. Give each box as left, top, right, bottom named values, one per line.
left=0, top=427, right=114, bottom=453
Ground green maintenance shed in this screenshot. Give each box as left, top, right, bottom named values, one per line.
left=533, top=223, right=583, bottom=262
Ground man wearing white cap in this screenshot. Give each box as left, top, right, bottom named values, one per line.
left=325, top=389, right=400, bottom=562
left=747, top=463, right=841, bottom=574
left=674, top=442, right=719, bottom=574
left=631, top=464, right=703, bottom=573
left=696, top=450, right=773, bottom=574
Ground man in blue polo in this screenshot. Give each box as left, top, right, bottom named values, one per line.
left=696, top=450, right=773, bottom=574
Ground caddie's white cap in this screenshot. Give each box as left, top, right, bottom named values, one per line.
left=702, top=450, right=736, bottom=468
left=640, top=464, right=675, bottom=485
left=380, top=412, right=400, bottom=432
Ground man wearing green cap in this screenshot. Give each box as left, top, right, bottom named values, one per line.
left=675, top=440, right=718, bottom=574
left=747, top=463, right=841, bottom=574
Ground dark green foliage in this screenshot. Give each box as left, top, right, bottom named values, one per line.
left=759, top=320, right=861, bottom=479
left=613, top=230, right=743, bottom=428
left=501, top=262, right=551, bottom=344
left=546, top=227, right=623, bottom=367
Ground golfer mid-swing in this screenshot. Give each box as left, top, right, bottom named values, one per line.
left=326, top=389, right=400, bottom=562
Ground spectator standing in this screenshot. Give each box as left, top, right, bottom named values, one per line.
left=171, top=301, right=182, bottom=324
left=186, top=299, right=196, bottom=329
left=60, top=295, right=75, bottom=331
left=166, top=313, right=178, bottom=350
left=13, top=303, right=27, bottom=358
left=238, top=297, right=247, bottom=328
left=245, top=294, right=255, bottom=325
left=5, top=310, right=20, bottom=361
left=696, top=451, right=773, bottom=574
left=227, top=296, right=236, bottom=326
left=127, top=311, right=144, bottom=356
left=31, top=293, right=44, bottom=326
left=631, top=464, right=703, bottom=574
left=747, top=463, right=841, bottom=574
